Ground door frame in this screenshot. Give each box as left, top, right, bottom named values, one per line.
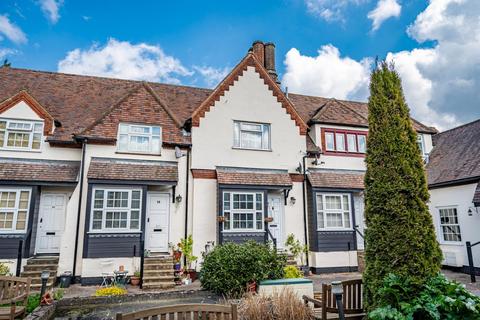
left=267, top=193, right=285, bottom=249
left=35, top=192, right=68, bottom=254
left=145, top=192, right=171, bottom=252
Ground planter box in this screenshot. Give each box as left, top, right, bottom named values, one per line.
left=258, top=278, right=313, bottom=302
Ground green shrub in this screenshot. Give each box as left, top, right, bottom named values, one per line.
left=0, top=262, right=10, bottom=276
left=200, top=241, right=286, bottom=297
left=284, top=265, right=302, bottom=279
left=364, top=61, right=442, bottom=311
left=26, top=293, right=40, bottom=313
left=369, top=273, right=480, bottom=320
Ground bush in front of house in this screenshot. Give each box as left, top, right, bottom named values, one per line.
left=363, top=61, right=442, bottom=311
left=369, top=273, right=480, bottom=320
left=94, top=286, right=127, bottom=296
left=283, top=265, right=302, bottom=279
left=200, top=241, right=286, bottom=297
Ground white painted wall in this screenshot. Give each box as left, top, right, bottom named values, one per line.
left=1, top=101, right=42, bottom=121
left=81, top=257, right=141, bottom=278
left=429, top=183, right=480, bottom=268
left=283, top=182, right=306, bottom=249
left=191, top=67, right=306, bottom=171
left=309, top=251, right=358, bottom=269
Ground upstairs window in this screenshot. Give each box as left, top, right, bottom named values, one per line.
left=439, top=207, right=461, bottom=242
left=233, top=121, right=270, bottom=150
left=0, top=189, right=30, bottom=232
left=323, top=129, right=367, bottom=155
left=117, top=123, right=161, bottom=154
left=0, top=119, right=43, bottom=151
left=416, top=134, right=428, bottom=161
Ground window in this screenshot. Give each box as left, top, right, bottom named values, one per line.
left=117, top=123, right=161, bottom=154
left=233, top=121, right=270, bottom=150
left=316, top=193, right=351, bottom=230
left=90, top=188, right=142, bottom=232
left=222, top=191, right=264, bottom=231
left=0, top=119, right=43, bottom=151
left=416, top=134, right=428, bottom=161
left=323, top=129, right=367, bottom=154
left=439, top=207, right=461, bottom=242
left=0, top=189, right=30, bottom=232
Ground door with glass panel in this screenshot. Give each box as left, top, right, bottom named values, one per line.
left=36, top=193, right=66, bottom=254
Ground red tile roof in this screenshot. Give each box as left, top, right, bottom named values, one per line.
left=427, top=119, right=480, bottom=186
left=216, top=167, right=292, bottom=187
left=87, top=158, right=178, bottom=183
left=307, top=169, right=365, bottom=189
left=0, top=158, right=80, bottom=183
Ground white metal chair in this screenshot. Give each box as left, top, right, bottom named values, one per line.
left=100, top=259, right=115, bottom=287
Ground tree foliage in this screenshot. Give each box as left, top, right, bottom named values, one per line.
left=363, top=62, right=442, bottom=311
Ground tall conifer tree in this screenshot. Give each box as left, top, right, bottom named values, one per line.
left=363, top=62, right=442, bottom=311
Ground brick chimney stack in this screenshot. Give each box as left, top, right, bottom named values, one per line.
left=250, top=40, right=279, bottom=83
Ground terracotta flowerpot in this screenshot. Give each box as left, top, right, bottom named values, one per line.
left=186, top=269, right=197, bottom=282
left=246, top=281, right=257, bottom=293
left=130, top=276, right=140, bottom=286
left=173, top=251, right=182, bottom=262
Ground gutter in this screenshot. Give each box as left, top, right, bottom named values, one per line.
left=428, top=176, right=480, bottom=190
left=184, top=149, right=190, bottom=265
left=72, top=138, right=87, bottom=281
left=302, top=154, right=309, bottom=266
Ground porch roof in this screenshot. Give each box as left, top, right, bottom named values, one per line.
left=216, top=167, right=292, bottom=188
left=307, top=169, right=365, bottom=190
left=87, top=157, right=178, bottom=184
left=0, top=158, right=80, bottom=183
left=474, top=183, right=480, bottom=206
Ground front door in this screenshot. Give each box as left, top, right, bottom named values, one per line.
left=35, top=193, right=67, bottom=254
left=145, top=193, right=170, bottom=252
left=268, top=194, right=284, bottom=249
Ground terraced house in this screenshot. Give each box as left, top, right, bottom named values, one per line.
left=0, top=41, right=437, bottom=287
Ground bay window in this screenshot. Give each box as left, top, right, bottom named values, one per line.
left=223, top=191, right=264, bottom=231
left=0, top=189, right=30, bottom=232
left=0, top=119, right=43, bottom=151
left=91, top=188, right=142, bottom=232
left=439, top=207, right=461, bottom=242
left=316, top=193, right=352, bottom=230
left=323, top=129, right=367, bottom=154
left=233, top=121, right=270, bottom=150
left=117, top=123, right=162, bottom=154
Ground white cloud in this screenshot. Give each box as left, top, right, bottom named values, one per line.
left=282, top=45, right=372, bottom=101
left=0, top=48, right=16, bottom=61
left=368, top=0, right=401, bottom=31
left=0, top=15, right=27, bottom=44
left=38, top=0, right=63, bottom=24
left=193, top=66, right=229, bottom=88
left=58, top=38, right=193, bottom=84
left=305, top=0, right=366, bottom=22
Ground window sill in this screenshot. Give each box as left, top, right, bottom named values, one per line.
left=439, top=241, right=464, bottom=246
left=222, top=230, right=265, bottom=233
left=323, top=151, right=365, bottom=158
left=87, top=231, right=142, bottom=234
left=0, top=231, right=27, bottom=235
left=232, top=147, right=272, bottom=152
left=0, top=148, right=42, bottom=153
left=115, top=151, right=161, bottom=156
left=317, top=229, right=354, bottom=232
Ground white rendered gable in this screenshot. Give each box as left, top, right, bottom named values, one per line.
left=1, top=100, right=43, bottom=120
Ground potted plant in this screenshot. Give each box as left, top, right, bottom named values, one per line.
left=285, top=234, right=309, bottom=276
left=169, top=242, right=182, bottom=270
left=130, top=270, right=141, bottom=286
left=179, top=234, right=198, bottom=282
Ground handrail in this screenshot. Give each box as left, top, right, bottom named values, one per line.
left=266, top=228, right=277, bottom=251
left=354, top=225, right=364, bottom=239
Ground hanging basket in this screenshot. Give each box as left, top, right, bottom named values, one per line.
left=264, top=217, right=274, bottom=223
left=217, top=216, right=225, bottom=222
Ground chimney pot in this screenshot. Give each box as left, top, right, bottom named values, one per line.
left=264, top=42, right=278, bottom=83
left=252, top=40, right=265, bottom=66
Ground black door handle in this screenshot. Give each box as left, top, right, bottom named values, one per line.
left=147, top=218, right=150, bottom=222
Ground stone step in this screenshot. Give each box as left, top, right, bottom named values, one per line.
left=142, top=282, right=175, bottom=290
left=30, top=282, right=55, bottom=292
left=143, top=263, right=173, bottom=270
left=27, top=256, right=59, bottom=265
left=142, top=275, right=175, bottom=282
left=143, top=270, right=174, bottom=277
left=28, top=276, right=57, bottom=285
left=23, top=264, right=59, bottom=272
left=21, top=270, right=58, bottom=278
left=144, top=257, right=173, bottom=264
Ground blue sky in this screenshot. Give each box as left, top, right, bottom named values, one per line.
left=0, top=0, right=479, bottom=130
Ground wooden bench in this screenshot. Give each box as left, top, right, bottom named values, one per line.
left=303, top=279, right=365, bottom=320
left=116, top=303, right=238, bottom=320
left=0, top=276, right=31, bottom=320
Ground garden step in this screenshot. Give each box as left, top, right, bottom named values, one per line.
left=142, top=282, right=175, bottom=290
left=21, top=270, right=58, bottom=278
left=30, top=282, right=55, bottom=292
left=143, top=263, right=172, bottom=270
left=23, top=264, right=59, bottom=272
left=142, top=275, right=175, bottom=282
left=28, top=276, right=57, bottom=285
left=26, top=256, right=59, bottom=265
left=143, top=257, right=173, bottom=264
left=143, top=270, right=174, bottom=276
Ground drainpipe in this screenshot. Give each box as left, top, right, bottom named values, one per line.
left=302, top=154, right=309, bottom=266
left=183, top=148, right=190, bottom=266
left=72, top=138, right=86, bottom=281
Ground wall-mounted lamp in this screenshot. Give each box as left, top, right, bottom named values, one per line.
left=468, top=206, right=479, bottom=216
left=175, top=195, right=183, bottom=203
left=290, top=196, right=296, bottom=205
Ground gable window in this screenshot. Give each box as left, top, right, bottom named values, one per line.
left=0, top=189, right=30, bottom=233
left=90, top=188, right=142, bottom=232
left=233, top=121, right=270, bottom=150
left=416, top=134, right=428, bottom=161
left=117, top=123, right=161, bottom=154
left=439, top=207, right=461, bottom=242
left=0, top=119, right=43, bottom=151
left=222, top=191, right=264, bottom=231
left=316, top=193, right=352, bottom=230
left=322, top=129, right=367, bottom=155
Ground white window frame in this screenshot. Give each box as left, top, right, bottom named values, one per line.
left=117, top=123, right=162, bottom=155
left=416, top=134, right=428, bottom=161
left=323, top=130, right=367, bottom=154
left=325, top=132, right=335, bottom=151
left=0, top=118, right=44, bottom=152
left=316, top=193, right=353, bottom=231
left=233, top=121, right=271, bottom=151
left=438, top=206, right=462, bottom=244
left=0, top=188, right=31, bottom=233
left=222, top=191, right=264, bottom=232
left=89, top=188, right=142, bottom=233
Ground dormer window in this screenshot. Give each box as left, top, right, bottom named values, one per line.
left=323, top=128, right=367, bottom=155
left=0, top=119, right=43, bottom=151
left=117, top=123, right=162, bottom=154
left=233, top=121, right=271, bottom=151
